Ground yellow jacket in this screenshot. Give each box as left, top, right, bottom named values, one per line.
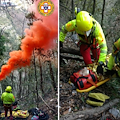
left=1, top=92, right=15, bottom=104
left=59, top=18, right=107, bottom=62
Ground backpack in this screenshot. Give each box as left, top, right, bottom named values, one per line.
left=39, top=110, right=49, bottom=120
left=31, top=115, right=39, bottom=120
left=70, top=68, right=98, bottom=90
left=28, top=108, right=40, bottom=116
left=28, top=108, right=49, bottom=120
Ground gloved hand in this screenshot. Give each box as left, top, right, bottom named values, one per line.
left=105, top=69, right=116, bottom=76
left=60, top=41, right=63, bottom=48
left=97, top=62, right=104, bottom=75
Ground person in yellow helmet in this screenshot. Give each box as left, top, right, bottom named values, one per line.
left=102, top=38, right=120, bottom=76
left=1, top=86, right=15, bottom=120
left=60, top=10, right=107, bottom=71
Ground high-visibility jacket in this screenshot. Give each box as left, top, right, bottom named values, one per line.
left=107, top=38, right=120, bottom=76
left=1, top=92, right=15, bottom=104
left=59, top=18, right=107, bottom=63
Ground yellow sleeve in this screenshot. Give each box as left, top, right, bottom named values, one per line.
left=107, top=55, right=115, bottom=70
left=93, top=20, right=107, bottom=62
left=59, top=20, right=76, bottom=42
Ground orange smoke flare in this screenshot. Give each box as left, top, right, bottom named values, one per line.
left=0, top=0, right=58, bottom=81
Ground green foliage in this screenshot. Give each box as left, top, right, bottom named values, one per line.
left=106, top=78, right=120, bottom=108
left=105, top=78, right=120, bottom=99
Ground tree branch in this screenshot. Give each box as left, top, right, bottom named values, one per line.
left=60, top=3, right=72, bottom=12
left=38, top=94, right=56, bottom=113
left=60, top=98, right=119, bottom=120
left=83, top=0, right=87, bottom=10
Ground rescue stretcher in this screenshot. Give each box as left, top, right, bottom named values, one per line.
left=69, top=78, right=110, bottom=93
left=76, top=78, right=110, bottom=93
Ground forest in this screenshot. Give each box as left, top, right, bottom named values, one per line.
left=60, top=0, right=120, bottom=120
left=0, top=0, right=120, bottom=120
left=0, top=0, right=58, bottom=120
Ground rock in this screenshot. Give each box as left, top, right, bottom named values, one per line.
left=63, top=108, right=71, bottom=115
left=109, top=108, right=120, bottom=119
left=72, top=90, right=77, bottom=96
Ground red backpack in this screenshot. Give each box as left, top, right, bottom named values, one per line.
left=70, top=68, right=98, bottom=90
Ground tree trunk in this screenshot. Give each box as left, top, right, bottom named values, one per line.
left=33, top=50, right=39, bottom=107
left=101, top=0, right=106, bottom=27
left=92, top=0, right=96, bottom=15
left=18, top=70, right=22, bottom=98
left=38, top=51, right=44, bottom=93
left=49, top=61, right=57, bottom=92
left=71, top=0, right=74, bottom=20
left=11, top=72, right=14, bottom=89
left=60, top=47, right=80, bottom=56
left=24, top=68, right=27, bottom=96
left=83, top=0, right=87, bottom=10
left=60, top=98, right=120, bottom=120
left=28, top=66, right=32, bottom=95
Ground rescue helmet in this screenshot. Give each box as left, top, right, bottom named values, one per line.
left=5, top=86, right=12, bottom=92
left=76, top=11, right=93, bottom=31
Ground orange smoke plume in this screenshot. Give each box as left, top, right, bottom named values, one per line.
left=0, top=0, right=58, bottom=80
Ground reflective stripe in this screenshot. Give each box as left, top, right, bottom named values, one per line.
left=100, top=50, right=107, bottom=54
left=99, top=43, right=106, bottom=48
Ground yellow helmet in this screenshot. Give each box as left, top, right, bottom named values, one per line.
left=76, top=11, right=93, bottom=31
left=5, top=86, right=12, bottom=92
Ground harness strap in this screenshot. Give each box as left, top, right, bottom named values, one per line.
left=76, top=76, right=87, bottom=89
left=77, top=80, right=84, bottom=88
left=89, top=70, right=96, bottom=82
left=87, top=79, right=98, bottom=87
left=75, top=70, right=97, bottom=87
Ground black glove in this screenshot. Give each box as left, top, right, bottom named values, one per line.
left=97, top=62, right=104, bottom=75
left=105, top=69, right=116, bottom=76
left=60, top=41, right=63, bottom=48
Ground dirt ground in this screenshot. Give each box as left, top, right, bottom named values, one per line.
left=59, top=39, right=120, bottom=120
left=0, top=91, right=58, bottom=120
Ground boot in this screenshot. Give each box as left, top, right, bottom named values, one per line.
left=9, top=116, right=13, bottom=120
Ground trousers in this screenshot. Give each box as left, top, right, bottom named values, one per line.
left=3, top=104, right=12, bottom=117
left=80, top=43, right=100, bottom=65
